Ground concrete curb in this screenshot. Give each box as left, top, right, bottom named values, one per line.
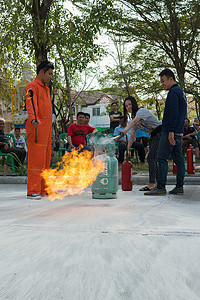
left=0, top=176, right=27, bottom=184
left=0, top=173, right=200, bottom=185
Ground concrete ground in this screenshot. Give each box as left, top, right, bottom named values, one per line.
left=1, top=184, right=200, bottom=300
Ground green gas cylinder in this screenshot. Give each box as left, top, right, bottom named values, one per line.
left=91, top=140, right=118, bottom=199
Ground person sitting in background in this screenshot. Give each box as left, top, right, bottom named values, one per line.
left=67, top=112, right=98, bottom=152
left=0, top=118, right=26, bottom=168
left=84, top=113, right=95, bottom=128
left=192, top=117, right=200, bottom=133
left=193, top=117, right=200, bottom=146
left=182, top=118, right=199, bottom=158
left=136, top=128, right=149, bottom=157
left=109, top=102, right=122, bottom=133
left=114, top=115, right=145, bottom=164
left=11, top=127, right=26, bottom=163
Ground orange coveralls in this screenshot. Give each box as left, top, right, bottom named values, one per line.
left=25, top=77, right=52, bottom=195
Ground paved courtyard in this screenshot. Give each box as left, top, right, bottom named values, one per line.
left=0, top=184, right=200, bottom=300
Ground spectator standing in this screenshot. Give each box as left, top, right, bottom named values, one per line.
left=145, top=69, right=187, bottom=196
left=122, top=96, right=162, bottom=191
left=25, top=60, right=54, bottom=200
left=109, top=102, right=122, bottom=133
left=67, top=112, right=98, bottom=151
left=114, top=115, right=145, bottom=164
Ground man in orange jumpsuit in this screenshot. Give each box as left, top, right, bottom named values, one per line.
left=25, top=60, right=54, bottom=200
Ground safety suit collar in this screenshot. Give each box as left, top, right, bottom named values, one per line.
left=35, top=76, right=47, bottom=88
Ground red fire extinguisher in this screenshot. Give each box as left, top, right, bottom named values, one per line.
left=172, top=161, right=177, bottom=174
left=122, top=135, right=132, bottom=191
left=187, top=144, right=196, bottom=174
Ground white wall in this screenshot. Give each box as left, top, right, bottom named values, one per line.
left=82, top=104, right=110, bottom=128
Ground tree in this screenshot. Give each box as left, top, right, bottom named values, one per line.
left=115, top=0, right=200, bottom=88
left=0, top=0, right=105, bottom=130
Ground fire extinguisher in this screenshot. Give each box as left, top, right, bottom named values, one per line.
left=122, top=135, right=132, bottom=191
left=172, top=161, right=177, bottom=174
left=187, top=144, right=196, bottom=174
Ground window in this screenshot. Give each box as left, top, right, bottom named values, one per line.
left=93, top=107, right=100, bottom=116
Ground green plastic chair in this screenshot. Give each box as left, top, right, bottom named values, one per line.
left=0, top=150, right=16, bottom=174
left=197, top=131, right=200, bottom=140
left=0, top=151, right=16, bottom=173
left=0, top=133, right=16, bottom=173
left=58, top=133, right=68, bottom=158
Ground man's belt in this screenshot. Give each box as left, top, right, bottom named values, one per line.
left=151, top=125, right=162, bottom=137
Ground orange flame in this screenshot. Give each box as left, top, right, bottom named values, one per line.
left=42, top=146, right=104, bottom=201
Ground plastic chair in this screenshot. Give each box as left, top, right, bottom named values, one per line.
left=0, top=134, right=16, bottom=173
left=197, top=131, right=200, bottom=140
left=0, top=151, right=16, bottom=173
left=58, top=133, right=68, bottom=158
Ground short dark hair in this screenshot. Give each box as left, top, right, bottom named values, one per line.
left=185, top=117, right=190, bottom=123
left=37, top=60, right=54, bottom=75
left=159, top=69, right=175, bottom=81
left=85, top=113, right=90, bottom=118
left=111, top=102, right=118, bottom=107
left=77, top=112, right=85, bottom=118
left=14, top=127, right=20, bottom=131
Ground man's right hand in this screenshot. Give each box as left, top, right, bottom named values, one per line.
left=31, top=120, right=39, bottom=128
left=168, top=132, right=176, bottom=145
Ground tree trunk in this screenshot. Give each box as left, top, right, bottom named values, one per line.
left=57, top=47, right=73, bottom=125
left=30, top=0, right=53, bottom=65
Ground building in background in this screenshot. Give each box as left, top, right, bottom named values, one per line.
left=71, top=91, right=123, bottom=132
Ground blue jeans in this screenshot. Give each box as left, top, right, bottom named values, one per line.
left=157, top=132, right=185, bottom=189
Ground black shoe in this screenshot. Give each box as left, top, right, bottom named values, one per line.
left=144, top=187, right=166, bottom=196
left=27, top=194, right=41, bottom=200
left=169, top=187, right=184, bottom=195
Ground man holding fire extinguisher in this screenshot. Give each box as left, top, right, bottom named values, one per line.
left=145, top=69, right=187, bottom=196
